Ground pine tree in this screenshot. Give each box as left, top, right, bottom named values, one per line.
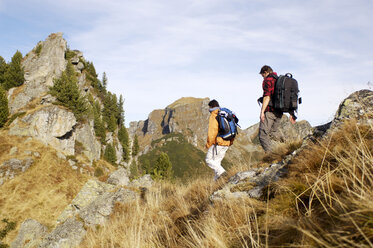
left=102, top=92, right=119, bottom=132
left=49, top=62, right=88, bottom=121
left=0, top=86, right=9, bottom=128
left=3, top=51, right=24, bottom=90
left=153, top=152, right=173, bottom=180
left=118, top=94, right=125, bottom=127
left=86, top=61, right=100, bottom=89
left=0, top=56, right=8, bottom=87
left=104, top=143, right=117, bottom=165
left=107, top=114, right=117, bottom=132
left=92, top=100, right=106, bottom=143
left=118, top=126, right=130, bottom=161
left=102, top=72, right=108, bottom=92
left=129, top=160, right=139, bottom=179
left=132, top=134, right=140, bottom=156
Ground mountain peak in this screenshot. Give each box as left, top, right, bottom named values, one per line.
left=167, top=97, right=209, bottom=109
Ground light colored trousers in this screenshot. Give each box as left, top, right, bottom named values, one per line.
left=205, top=145, right=228, bottom=180
left=259, top=111, right=283, bottom=151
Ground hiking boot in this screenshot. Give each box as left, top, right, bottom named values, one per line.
left=215, top=171, right=228, bottom=181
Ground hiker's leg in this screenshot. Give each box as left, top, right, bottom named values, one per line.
left=205, top=145, right=228, bottom=180
left=214, top=145, right=228, bottom=179
left=269, top=112, right=284, bottom=142
left=259, top=112, right=276, bottom=151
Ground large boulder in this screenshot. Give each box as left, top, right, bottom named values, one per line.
left=79, top=188, right=137, bottom=226
left=8, top=33, right=67, bottom=114
left=334, top=89, right=373, bottom=125
left=75, top=121, right=101, bottom=162
left=8, top=105, right=76, bottom=155
left=57, top=179, right=116, bottom=223
left=38, top=218, right=86, bottom=248
left=10, top=219, right=48, bottom=248
left=0, top=158, right=33, bottom=185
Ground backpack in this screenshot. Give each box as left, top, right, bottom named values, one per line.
left=216, top=108, right=240, bottom=140
left=269, top=73, right=301, bottom=113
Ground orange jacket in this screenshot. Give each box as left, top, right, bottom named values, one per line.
left=206, top=109, right=234, bottom=149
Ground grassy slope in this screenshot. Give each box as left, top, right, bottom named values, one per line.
left=0, top=131, right=115, bottom=245
left=81, top=119, right=373, bottom=247
left=139, top=133, right=232, bottom=182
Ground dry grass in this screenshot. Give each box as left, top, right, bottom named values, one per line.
left=80, top=119, right=373, bottom=247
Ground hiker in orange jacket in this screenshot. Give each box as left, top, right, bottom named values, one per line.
left=205, top=99, right=233, bottom=181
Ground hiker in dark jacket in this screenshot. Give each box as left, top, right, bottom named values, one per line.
left=259, top=65, right=296, bottom=152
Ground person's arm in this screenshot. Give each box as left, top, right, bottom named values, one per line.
left=260, top=96, right=270, bottom=122
left=289, top=110, right=297, bottom=124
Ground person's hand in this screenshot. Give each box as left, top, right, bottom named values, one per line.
left=290, top=115, right=296, bottom=124
left=205, top=143, right=209, bottom=149
left=260, top=112, right=265, bottom=122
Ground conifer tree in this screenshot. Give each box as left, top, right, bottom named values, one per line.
left=92, top=100, right=106, bottom=143
left=107, top=114, right=117, bottom=132
left=153, top=152, right=173, bottom=180
left=0, top=86, right=9, bottom=128
left=0, top=56, right=8, bottom=87
left=102, top=92, right=119, bottom=132
left=132, top=134, right=140, bottom=156
left=118, top=94, right=125, bottom=127
left=129, top=160, right=139, bottom=179
left=102, top=72, right=108, bottom=92
left=104, top=143, right=117, bottom=165
left=118, top=126, right=130, bottom=161
left=86, top=61, right=100, bottom=89
left=49, top=61, right=88, bottom=121
left=3, top=51, right=24, bottom=90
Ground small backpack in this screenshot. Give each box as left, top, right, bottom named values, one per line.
left=270, top=73, right=301, bottom=113
left=216, top=108, right=240, bottom=140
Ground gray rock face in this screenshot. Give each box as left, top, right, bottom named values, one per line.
left=129, top=174, right=154, bottom=188
left=10, top=219, right=47, bottom=248
left=0, top=158, right=34, bottom=184
left=38, top=218, right=86, bottom=248
left=8, top=33, right=67, bottom=114
left=75, top=122, right=101, bottom=162
left=8, top=105, right=76, bottom=155
left=334, top=89, right=373, bottom=126
left=57, top=179, right=116, bottom=223
left=107, top=167, right=130, bottom=186
left=39, top=179, right=139, bottom=247
left=79, top=188, right=137, bottom=226
left=211, top=151, right=297, bottom=201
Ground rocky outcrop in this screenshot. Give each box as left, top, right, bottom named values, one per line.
left=107, top=167, right=130, bottom=186
left=13, top=177, right=140, bottom=247
left=0, top=158, right=33, bottom=185
left=8, top=33, right=67, bottom=114
left=129, top=97, right=210, bottom=151
left=211, top=150, right=296, bottom=201
left=57, top=179, right=116, bottom=223
left=8, top=105, right=77, bottom=155
left=75, top=122, right=101, bottom=162
left=334, top=89, right=373, bottom=126
left=38, top=218, right=86, bottom=248
left=10, top=219, right=48, bottom=248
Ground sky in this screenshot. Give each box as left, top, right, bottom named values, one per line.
left=1, top=0, right=372, bottom=129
